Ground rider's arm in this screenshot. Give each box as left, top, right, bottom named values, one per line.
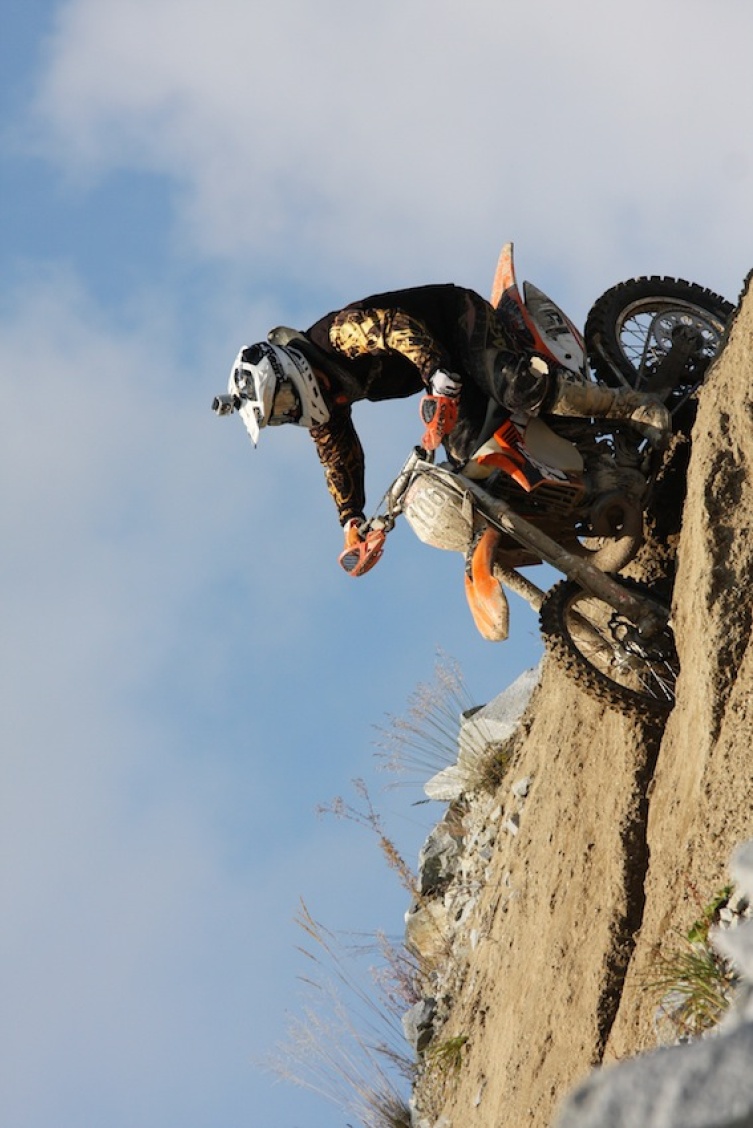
left=309, top=407, right=367, bottom=526
left=329, top=307, right=452, bottom=384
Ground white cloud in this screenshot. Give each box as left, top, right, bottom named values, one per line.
left=28, top=0, right=753, bottom=303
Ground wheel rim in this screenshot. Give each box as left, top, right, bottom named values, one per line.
left=614, top=298, right=726, bottom=390
left=565, top=590, right=678, bottom=707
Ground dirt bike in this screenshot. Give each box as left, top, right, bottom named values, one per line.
left=361, top=245, right=733, bottom=718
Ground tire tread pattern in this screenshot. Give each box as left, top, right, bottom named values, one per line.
left=585, top=276, right=734, bottom=387
left=539, top=577, right=677, bottom=719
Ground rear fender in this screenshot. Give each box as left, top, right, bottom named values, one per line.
left=491, top=243, right=586, bottom=377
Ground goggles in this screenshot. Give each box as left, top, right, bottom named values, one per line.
left=268, top=379, right=302, bottom=426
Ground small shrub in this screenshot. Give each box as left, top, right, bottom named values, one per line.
left=646, top=886, right=739, bottom=1039
left=373, top=650, right=481, bottom=784
left=476, top=736, right=516, bottom=793
left=687, top=884, right=734, bottom=943
left=424, top=1034, right=469, bottom=1077
left=374, top=649, right=509, bottom=795
left=649, top=936, right=737, bottom=1037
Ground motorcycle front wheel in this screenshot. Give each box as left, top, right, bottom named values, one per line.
left=585, top=277, right=733, bottom=406
left=539, top=577, right=679, bottom=718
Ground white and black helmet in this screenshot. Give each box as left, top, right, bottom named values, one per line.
left=213, top=341, right=330, bottom=445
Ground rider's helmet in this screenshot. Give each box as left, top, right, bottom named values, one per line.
left=217, top=342, right=330, bottom=444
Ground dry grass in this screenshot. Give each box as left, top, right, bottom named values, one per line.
left=648, top=935, right=737, bottom=1037
left=645, top=885, right=739, bottom=1039
left=372, top=650, right=481, bottom=784
left=271, top=656, right=489, bottom=1126
left=320, top=779, right=460, bottom=979
left=267, top=902, right=416, bottom=1128
left=373, top=648, right=509, bottom=794
left=317, top=778, right=417, bottom=896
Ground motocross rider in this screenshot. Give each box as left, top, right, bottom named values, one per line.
left=213, top=284, right=670, bottom=641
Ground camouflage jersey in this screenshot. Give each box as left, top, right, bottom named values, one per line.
left=297, top=284, right=519, bottom=526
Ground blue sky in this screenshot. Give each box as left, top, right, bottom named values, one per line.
left=2, top=2, right=752, bottom=1126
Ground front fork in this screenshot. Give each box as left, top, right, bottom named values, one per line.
left=460, top=475, right=669, bottom=637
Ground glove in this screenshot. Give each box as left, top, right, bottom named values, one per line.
left=429, top=369, right=462, bottom=398
left=419, top=369, right=462, bottom=451
left=338, top=518, right=386, bottom=577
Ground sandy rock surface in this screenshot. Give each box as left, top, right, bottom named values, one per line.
left=411, top=274, right=753, bottom=1128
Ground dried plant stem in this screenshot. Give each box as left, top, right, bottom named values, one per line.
left=268, top=901, right=415, bottom=1128
left=318, top=778, right=417, bottom=896
left=373, top=649, right=480, bottom=782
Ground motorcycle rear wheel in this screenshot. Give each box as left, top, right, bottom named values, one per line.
left=539, top=577, right=678, bottom=718
left=585, top=277, right=733, bottom=405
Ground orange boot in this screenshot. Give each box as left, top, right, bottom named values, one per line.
left=464, top=527, right=509, bottom=641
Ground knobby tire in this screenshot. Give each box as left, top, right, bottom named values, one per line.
left=585, top=276, right=733, bottom=395
left=539, top=577, right=679, bottom=719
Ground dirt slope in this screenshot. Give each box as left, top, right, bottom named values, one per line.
left=416, top=273, right=753, bottom=1128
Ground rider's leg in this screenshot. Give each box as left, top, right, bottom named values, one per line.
left=479, top=320, right=671, bottom=447
left=457, top=294, right=670, bottom=452
left=464, top=527, right=510, bottom=642
left=546, top=371, right=671, bottom=447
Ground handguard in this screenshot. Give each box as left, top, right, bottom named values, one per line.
left=338, top=520, right=386, bottom=577
left=419, top=394, right=459, bottom=451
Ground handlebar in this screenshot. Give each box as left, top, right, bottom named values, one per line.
left=360, top=446, right=435, bottom=535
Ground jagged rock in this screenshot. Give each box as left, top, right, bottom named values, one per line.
left=424, top=764, right=472, bottom=804
left=405, top=899, right=452, bottom=964
left=402, top=997, right=437, bottom=1052
left=424, top=666, right=540, bottom=801
left=727, top=888, right=750, bottom=916
left=511, top=776, right=531, bottom=799
left=468, top=664, right=540, bottom=733
left=555, top=1024, right=753, bottom=1128
left=408, top=691, right=537, bottom=1059
left=418, top=824, right=463, bottom=896
left=411, top=1116, right=451, bottom=1128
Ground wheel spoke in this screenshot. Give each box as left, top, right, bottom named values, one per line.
left=585, top=278, right=733, bottom=397
left=539, top=578, right=678, bottom=717
left=569, top=595, right=670, bottom=701
left=617, top=301, right=725, bottom=381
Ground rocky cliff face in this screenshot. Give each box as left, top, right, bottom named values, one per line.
left=409, top=273, right=753, bottom=1128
